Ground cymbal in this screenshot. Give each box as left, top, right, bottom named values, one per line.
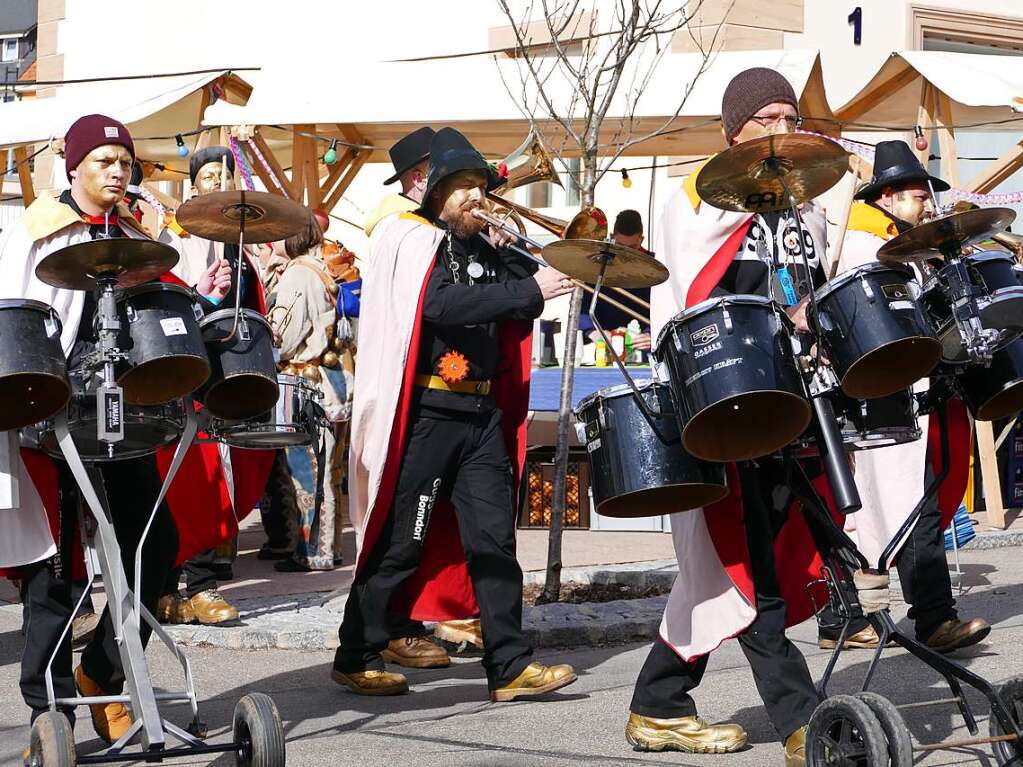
left=36, top=238, right=179, bottom=290
left=695, top=133, right=849, bottom=213
left=175, top=190, right=309, bottom=244
left=542, top=239, right=668, bottom=288
left=877, top=208, right=1018, bottom=262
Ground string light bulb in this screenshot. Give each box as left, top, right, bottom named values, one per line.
left=323, top=139, right=338, bottom=166
left=914, top=125, right=928, bottom=152
left=175, top=134, right=188, bottom=157
left=621, top=168, right=632, bottom=189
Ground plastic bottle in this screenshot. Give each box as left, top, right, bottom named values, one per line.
left=626, top=319, right=641, bottom=364
left=595, top=337, right=609, bottom=367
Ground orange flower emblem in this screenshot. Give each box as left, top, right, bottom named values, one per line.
left=437, top=350, right=470, bottom=384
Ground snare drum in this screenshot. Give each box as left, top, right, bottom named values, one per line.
left=575, top=381, right=727, bottom=518
left=812, top=263, right=940, bottom=399
left=0, top=299, right=71, bottom=431
left=922, top=252, right=1023, bottom=364
left=116, top=283, right=211, bottom=405
left=197, top=308, right=279, bottom=420
left=25, top=391, right=185, bottom=462
left=655, top=295, right=810, bottom=463
left=214, top=374, right=318, bottom=449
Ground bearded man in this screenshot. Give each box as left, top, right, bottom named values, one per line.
left=334, top=128, right=577, bottom=702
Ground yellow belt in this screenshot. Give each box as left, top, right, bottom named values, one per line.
left=414, top=374, right=491, bottom=396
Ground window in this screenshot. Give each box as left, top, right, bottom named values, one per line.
left=564, top=158, right=581, bottom=207
left=2, top=39, right=17, bottom=62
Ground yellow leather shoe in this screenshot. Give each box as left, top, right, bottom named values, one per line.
left=785, top=726, right=807, bottom=767
left=74, top=665, right=132, bottom=745
left=331, top=668, right=409, bottom=696
left=490, top=662, right=577, bottom=702
left=156, top=594, right=196, bottom=625
left=381, top=637, right=451, bottom=669
left=187, top=590, right=239, bottom=625
left=925, top=618, right=991, bottom=653
left=625, top=712, right=747, bottom=753
left=434, top=619, right=483, bottom=649
left=818, top=624, right=881, bottom=650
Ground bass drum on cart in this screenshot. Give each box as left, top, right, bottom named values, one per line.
left=655, top=295, right=810, bottom=463
left=575, top=381, right=728, bottom=518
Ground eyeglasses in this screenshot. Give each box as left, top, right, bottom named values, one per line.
left=749, top=114, right=801, bottom=129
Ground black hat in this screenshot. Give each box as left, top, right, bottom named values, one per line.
left=383, top=126, right=435, bottom=185
left=189, top=146, right=234, bottom=184
left=422, top=128, right=501, bottom=203
left=855, top=140, right=950, bottom=200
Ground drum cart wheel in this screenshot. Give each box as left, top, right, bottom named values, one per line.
left=990, top=676, right=1023, bottom=766
left=855, top=692, right=913, bottom=767
left=28, top=711, right=76, bottom=767
left=233, top=693, right=286, bottom=767
left=806, top=695, right=888, bottom=767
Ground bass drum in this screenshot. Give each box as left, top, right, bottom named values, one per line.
left=574, top=381, right=727, bottom=518
left=812, top=263, right=939, bottom=399
left=0, top=299, right=71, bottom=431
left=214, top=374, right=318, bottom=449
left=655, top=295, right=810, bottom=463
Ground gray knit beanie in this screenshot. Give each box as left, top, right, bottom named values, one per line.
left=721, top=68, right=799, bottom=143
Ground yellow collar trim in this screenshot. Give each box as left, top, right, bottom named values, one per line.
left=22, top=192, right=151, bottom=242
left=847, top=201, right=900, bottom=241
left=399, top=211, right=435, bottom=228
left=682, top=158, right=713, bottom=211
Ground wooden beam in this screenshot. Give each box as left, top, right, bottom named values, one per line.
left=13, top=145, right=35, bottom=206
left=836, top=64, right=920, bottom=124
left=322, top=150, right=369, bottom=213
left=318, top=145, right=355, bottom=200
left=141, top=181, right=181, bottom=213
left=251, top=131, right=297, bottom=200
left=933, top=87, right=960, bottom=188
left=966, top=138, right=1023, bottom=194
left=240, top=141, right=280, bottom=197
left=977, top=420, right=1007, bottom=529
left=914, top=83, right=934, bottom=166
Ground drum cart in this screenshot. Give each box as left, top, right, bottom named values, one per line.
left=25, top=260, right=286, bottom=767
left=791, top=386, right=1023, bottom=766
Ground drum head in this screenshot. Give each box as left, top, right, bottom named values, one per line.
left=980, top=288, right=1023, bottom=338
left=219, top=425, right=312, bottom=449
left=596, top=482, right=729, bottom=518
left=0, top=371, right=70, bottom=431
left=840, top=337, right=941, bottom=400
left=203, top=374, right=280, bottom=420
left=117, top=356, right=211, bottom=406
left=683, top=391, right=811, bottom=463
left=973, top=379, right=1023, bottom=422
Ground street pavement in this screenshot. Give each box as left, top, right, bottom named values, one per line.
left=2, top=545, right=1023, bottom=766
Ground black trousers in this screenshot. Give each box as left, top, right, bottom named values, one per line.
left=163, top=549, right=218, bottom=599
left=336, top=403, right=532, bottom=688
left=20, top=456, right=178, bottom=720
left=630, top=461, right=820, bottom=743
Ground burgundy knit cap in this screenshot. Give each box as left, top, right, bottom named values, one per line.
left=63, top=114, right=135, bottom=181
left=721, top=68, right=799, bottom=143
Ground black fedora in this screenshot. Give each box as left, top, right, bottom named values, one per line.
left=855, top=140, right=950, bottom=200
left=383, top=126, right=435, bottom=185
left=422, top=127, right=501, bottom=203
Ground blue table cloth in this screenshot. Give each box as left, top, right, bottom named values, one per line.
left=528, top=367, right=652, bottom=412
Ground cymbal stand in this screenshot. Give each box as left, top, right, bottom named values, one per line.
left=222, top=191, right=250, bottom=344
left=86, top=275, right=128, bottom=459
left=940, top=245, right=995, bottom=365
left=773, top=168, right=862, bottom=514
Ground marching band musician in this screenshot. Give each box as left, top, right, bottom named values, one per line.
left=0, top=115, right=180, bottom=744
left=827, top=140, right=987, bottom=652
left=632, top=69, right=832, bottom=766
left=334, top=127, right=577, bottom=701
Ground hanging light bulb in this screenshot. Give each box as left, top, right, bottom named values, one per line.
left=914, top=125, right=928, bottom=152
left=175, top=134, right=188, bottom=157
left=621, top=168, right=632, bottom=189
left=323, top=139, right=338, bottom=166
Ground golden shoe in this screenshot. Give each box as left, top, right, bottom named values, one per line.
left=331, top=668, right=408, bottom=696
left=187, top=590, right=239, bottom=625
left=490, top=661, right=577, bottom=702
left=434, top=618, right=483, bottom=649
left=818, top=624, right=881, bottom=650
left=625, top=712, right=747, bottom=754
left=75, top=665, right=132, bottom=745
left=785, top=725, right=807, bottom=767
left=381, top=636, right=451, bottom=669
left=156, top=594, right=196, bottom=625
left=925, top=618, right=991, bottom=653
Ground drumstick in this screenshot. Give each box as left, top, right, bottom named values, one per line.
left=608, top=285, right=651, bottom=310
left=827, top=156, right=864, bottom=279
left=571, top=279, right=648, bottom=326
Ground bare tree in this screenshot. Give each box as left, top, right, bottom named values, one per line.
left=494, top=0, right=723, bottom=603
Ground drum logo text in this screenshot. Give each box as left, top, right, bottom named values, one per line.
left=882, top=283, right=910, bottom=300
left=694, top=340, right=722, bottom=359
left=690, top=323, right=720, bottom=347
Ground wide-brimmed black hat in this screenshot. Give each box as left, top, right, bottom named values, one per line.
left=422, top=128, right=501, bottom=203
left=855, top=140, right=950, bottom=200
left=383, top=126, right=435, bottom=185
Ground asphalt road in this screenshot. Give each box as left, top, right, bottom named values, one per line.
left=2, top=545, right=1023, bottom=766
